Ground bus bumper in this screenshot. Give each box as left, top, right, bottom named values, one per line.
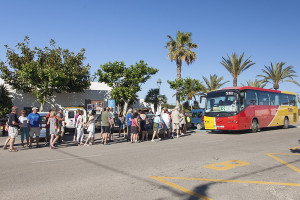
left=204, top=116, right=239, bottom=130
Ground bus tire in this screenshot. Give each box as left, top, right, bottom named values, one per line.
left=283, top=117, right=289, bottom=129
left=251, top=119, right=258, bottom=133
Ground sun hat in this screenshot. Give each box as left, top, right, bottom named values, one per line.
left=32, top=107, right=38, bottom=111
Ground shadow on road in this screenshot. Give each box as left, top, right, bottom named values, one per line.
left=55, top=149, right=192, bottom=199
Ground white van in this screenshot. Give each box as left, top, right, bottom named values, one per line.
left=64, top=107, right=87, bottom=133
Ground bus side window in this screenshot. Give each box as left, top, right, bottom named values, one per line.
left=280, top=94, right=289, bottom=105
left=258, top=91, right=270, bottom=105
left=270, top=93, right=279, bottom=106
left=246, top=90, right=258, bottom=106
left=288, top=95, right=296, bottom=106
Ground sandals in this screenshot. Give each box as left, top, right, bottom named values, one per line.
left=8, top=149, right=18, bottom=152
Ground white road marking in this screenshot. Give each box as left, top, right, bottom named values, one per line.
left=203, top=140, right=225, bottom=143
left=32, top=154, right=103, bottom=164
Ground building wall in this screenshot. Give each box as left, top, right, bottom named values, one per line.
left=12, top=89, right=111, bottom=111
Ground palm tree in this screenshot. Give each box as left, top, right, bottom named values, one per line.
left=257, top=62, right=299, bottom=90
left=166, top=31, right=198, bottom=107
left=144, top=88, right=167, bottom=113
left=202, top=74, right=229, bottom=94
left=221, top=52, right=255, bottom=87
left=183, top=78, right=204, bottom=101
left=241, top=79, right=267, bottom=88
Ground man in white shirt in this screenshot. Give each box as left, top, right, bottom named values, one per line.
left=161, top=108, right=171, bottom=138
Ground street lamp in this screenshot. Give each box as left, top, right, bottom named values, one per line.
left=157, top=79, right=162, bottom=113
left=157, top=78, right=162, bottom=94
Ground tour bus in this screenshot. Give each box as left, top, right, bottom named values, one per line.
left=203, top=86, right=298, bottom=132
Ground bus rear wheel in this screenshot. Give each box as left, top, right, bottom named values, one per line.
left=251, top=119, right=258, bottom=133
left=283, top=117, right=289, bottom=129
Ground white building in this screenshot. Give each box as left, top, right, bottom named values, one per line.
left=0, top=78, right=158, bottom=113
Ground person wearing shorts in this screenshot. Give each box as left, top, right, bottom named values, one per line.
left=27, top=107, right=42, bottom=148
left=152, top=112, right=162, bottom=142
left=131, top=112, right=140, bottom=143
left=101, top=107, right=111, bottom=145
left=56, top=109, right=65, bottom=143
left=4, top=107, right=22, bottom=152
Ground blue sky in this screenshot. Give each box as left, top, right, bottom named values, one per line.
left=1, top=0, right=299, bottom=104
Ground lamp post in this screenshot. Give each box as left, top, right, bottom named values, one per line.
left=157, top=78, right=162, bottom=95
left=157, top=78, right=162, bottom=112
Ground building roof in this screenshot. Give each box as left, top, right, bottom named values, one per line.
left=89, top=82, right=111, bottom=91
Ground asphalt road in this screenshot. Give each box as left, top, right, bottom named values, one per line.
left=1, top=125, right=300, bottom=200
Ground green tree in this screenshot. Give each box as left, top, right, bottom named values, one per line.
left=96, top=60, right=158, bottom=114
left=241, top=79, right=267, bottom=88
left=0, top=84, right=13, bottom=117
left=221, top=52, right=255, bottom=87
left=144, top=88, right=167, bottom=113
left=168, top=78, right=204, bottom=105
left=0, top=37, right=91, bottom=111
left=257, top=62, right=299, bottom=90
left=166, top=31, right=198, bottom=107
left=202, top=74, right=229, bottom=94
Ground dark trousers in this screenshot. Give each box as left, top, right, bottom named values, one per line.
left=127, top=125, right=131, bottom=141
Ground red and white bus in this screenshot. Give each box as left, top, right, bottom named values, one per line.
left=203, top=86, right=298, bottom=132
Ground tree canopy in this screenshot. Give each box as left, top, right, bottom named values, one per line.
left=166, top=31, right=198, bottom=107
left=0, top=36, right=91, bottom=111
left=168, top=77, right=204, bottom=103
left=0, top=84, right=13, bottom=117
left=96, top=60, right=158, bottom=114
left=241, top=79, right=267, bottom=88
left=221, top=52, right=255, bottom=87
left=257, top=62, right=299, bottom=90
left=202, top=74, right=229, bottom=94
left=144, top=88, right=167, bottom=113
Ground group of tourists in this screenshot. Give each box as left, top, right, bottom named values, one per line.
left=3, top=105, right=188, bottom=152
left=3, top=106, right=67, bottom=151
left=125, top=106, right=187, bottom=143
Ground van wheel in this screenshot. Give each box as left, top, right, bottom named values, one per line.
left=283, top=117, right=289, bottom=129
left=251, top=119, right=258, bottom=133
left=197, top=123, right=202, bottom=130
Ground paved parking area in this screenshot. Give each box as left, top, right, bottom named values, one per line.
left=1, top=125, right=300, bottom=200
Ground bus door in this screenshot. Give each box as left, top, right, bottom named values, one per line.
left=244, top=90, right=257, bottom=128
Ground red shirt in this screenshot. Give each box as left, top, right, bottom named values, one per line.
left=45, top=113, right=50, bottom=128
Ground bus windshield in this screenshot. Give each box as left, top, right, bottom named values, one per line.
left=205, top=90, right=238, bottom=113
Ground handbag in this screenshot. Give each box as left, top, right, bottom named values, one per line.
left=5, top=122, right=9, bottom=132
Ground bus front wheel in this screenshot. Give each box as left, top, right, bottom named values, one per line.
left=251, top=120, right=258, bottom=133
left=283, top=117, right=289, bottom=129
